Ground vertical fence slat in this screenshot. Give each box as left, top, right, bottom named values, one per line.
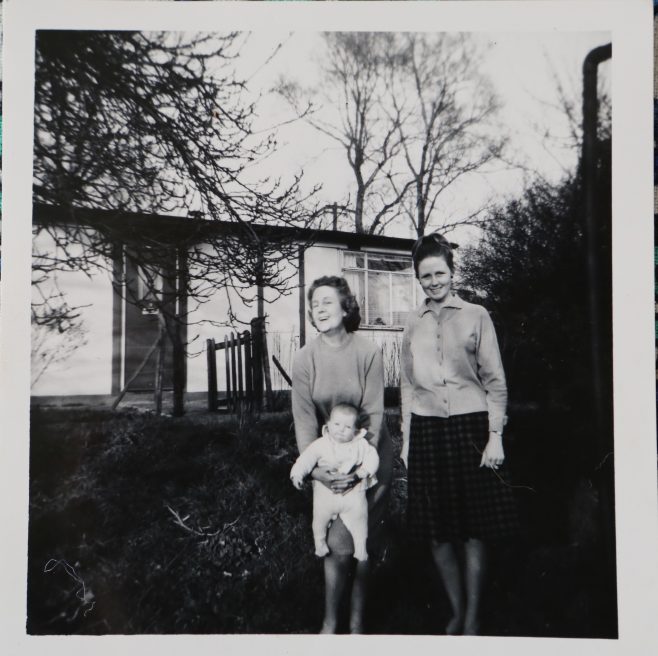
left=237, top=331, right=244, bottom=401
left=244, top=331, right=253, bottom=402
left=224, top=335, right=231, bottom=411
left=207, top=338, right=217, bottom=412
left=230, top=332, right=238, bottom=411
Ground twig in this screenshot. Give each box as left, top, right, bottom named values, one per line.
left=165, top=505, right=241, bottom=537
left=166, top=505, right=205, bottom=536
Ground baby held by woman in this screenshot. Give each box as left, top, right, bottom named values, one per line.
left=290, top=403, right=379, bottom=561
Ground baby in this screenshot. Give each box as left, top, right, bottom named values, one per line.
left=291, top=403, right=379, bottom=562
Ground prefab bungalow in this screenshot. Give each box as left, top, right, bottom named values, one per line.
left=31, top=203, right=420, bottom=407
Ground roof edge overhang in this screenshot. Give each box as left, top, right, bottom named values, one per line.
left=32, top=202, right=417, bottom=252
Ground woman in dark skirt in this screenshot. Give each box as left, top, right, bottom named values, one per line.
left=400, top=233, right=518, bottom=635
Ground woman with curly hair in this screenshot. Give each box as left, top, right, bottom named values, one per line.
left=292, top=276, right=393, bottom=633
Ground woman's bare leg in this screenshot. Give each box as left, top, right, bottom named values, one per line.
left=349, top=559, right=370, bottom=633
left=321, top=553, right=351, bottom=633
left=463, top=538, right=486, bottom=635
left=430, top=540, right=464, bottom=634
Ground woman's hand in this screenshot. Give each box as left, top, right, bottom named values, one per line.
left=311, top=466, right=359, bottom=494
left=480, top=432, right=505, bottom=469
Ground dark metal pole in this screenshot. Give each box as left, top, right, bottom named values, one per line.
left=581, top=42, right=614, bottom=594
left=582, top=43, right=612, bottom=432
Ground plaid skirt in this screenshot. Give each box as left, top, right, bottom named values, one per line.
left=407, top=412, right=520, bottom=542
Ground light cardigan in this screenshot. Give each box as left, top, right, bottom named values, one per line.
left=290, top=431, right=380, bottom=492
left=400, top=294, right=507, bottom=440
left=292, top=333, right=386, bottom=453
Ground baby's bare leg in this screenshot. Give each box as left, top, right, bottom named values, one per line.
left=312, top=486, right=337, bottom=557
left=339, top=492, right=369, bottom=562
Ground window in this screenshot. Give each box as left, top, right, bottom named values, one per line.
left=342, top=251, right=417, bottom=328
left=136, top=264, right=163, bottom=315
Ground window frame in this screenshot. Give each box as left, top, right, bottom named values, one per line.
left=341, top=250, right=417, bottom=330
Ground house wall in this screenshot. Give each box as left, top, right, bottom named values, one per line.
left=30, top=226, right=413, bottom=399
left=31, top=228, right=115, bottom=396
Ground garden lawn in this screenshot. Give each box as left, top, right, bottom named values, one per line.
left=27, top=405, right=616, bottom=636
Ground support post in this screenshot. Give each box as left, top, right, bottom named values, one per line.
left=250, top=318, right=264, bottom=409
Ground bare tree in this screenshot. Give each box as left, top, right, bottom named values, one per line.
left=384, top=34, right=506, bottom=237
left=279, top=33, right=505, bottom=238
left=33, top=30, right=320, bottom=413
left=278, top=33, right=411, bottom=235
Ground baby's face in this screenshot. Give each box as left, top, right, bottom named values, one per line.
left=327, top=409, right=359, bottom=444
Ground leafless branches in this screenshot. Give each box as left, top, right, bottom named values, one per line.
left=278, top=32, right=506, bottom=237
left=33, top=30, right=321, bottom=329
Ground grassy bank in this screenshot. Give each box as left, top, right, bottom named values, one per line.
left=27, top=405, right=616, bottom=636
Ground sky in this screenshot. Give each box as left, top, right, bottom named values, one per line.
left=221, top=30, right=611, bottom=243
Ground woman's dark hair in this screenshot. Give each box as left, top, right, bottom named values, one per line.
left=307, top=276, right=361, bottom=333
left=411, top=232, right=458, bottom=276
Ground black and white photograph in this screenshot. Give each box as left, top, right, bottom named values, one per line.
left=1, top=1, right=656, bottom=654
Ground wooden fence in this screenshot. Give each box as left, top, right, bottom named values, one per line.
left=206, top=318, right=273, bottom=413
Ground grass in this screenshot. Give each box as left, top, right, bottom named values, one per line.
left=27, top=404, right=617, bottom=636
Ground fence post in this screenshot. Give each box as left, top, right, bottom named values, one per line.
left=224, top=335, right=231, bottom=412
left=250, top=318, right=264, bottom=409
left=259, top=321, right=274, bottom=411
left=243, top=331, right=253, bottom=404
left=230, top=332, right=238, bottom=412
left=237, top=331, right=244, bottom=403
left=207, top=338, right=218, bottom=412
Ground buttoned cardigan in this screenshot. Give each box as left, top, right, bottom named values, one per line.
left=400, top=293, right=507, bottom=439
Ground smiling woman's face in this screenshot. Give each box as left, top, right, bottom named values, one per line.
left=417, top=255, right=452, bottom=305
left=310, top=285, right=346, bottom=333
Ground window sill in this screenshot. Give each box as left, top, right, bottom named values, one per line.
left=360, top=325, right=405, bottom=332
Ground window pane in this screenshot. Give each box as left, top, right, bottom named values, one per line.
left=137, top=265, right=162, bottom=302
left=367, top=272, right=390, bottom=326
left=344, top=271, right=365, bottom=316
left=368, top=254, right=413, bottom=273
left=343, top=251, right=365, bottom=269
left=391, top=274, right=414, bottom=326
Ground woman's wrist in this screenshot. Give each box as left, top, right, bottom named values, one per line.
left=489, top=430, right=503, bottom=439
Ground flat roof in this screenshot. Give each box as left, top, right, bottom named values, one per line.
left=33, top=203, right=417, bottom=252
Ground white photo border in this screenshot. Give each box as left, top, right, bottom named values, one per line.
left=1, top=1, right=656, bottom=654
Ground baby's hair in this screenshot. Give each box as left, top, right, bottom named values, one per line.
left=330, top=402, right=360, bottom=425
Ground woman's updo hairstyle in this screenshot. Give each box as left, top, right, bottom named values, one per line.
left=411, top=232, right=458, bottom=277
left=307, top=275, right=361, bottom=333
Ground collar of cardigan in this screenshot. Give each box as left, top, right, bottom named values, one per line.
left=416, top=293, right=464, bottom=317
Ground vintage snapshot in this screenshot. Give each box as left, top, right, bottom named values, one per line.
left=1, top=1, right=656, bottom=655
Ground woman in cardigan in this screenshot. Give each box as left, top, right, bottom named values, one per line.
left=400, top=233, right=518, bottom=635
left=292, top=275, right=392, bottom=634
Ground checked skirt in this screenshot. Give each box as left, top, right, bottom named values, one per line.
left=407, top=412, right=520, bottom=542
